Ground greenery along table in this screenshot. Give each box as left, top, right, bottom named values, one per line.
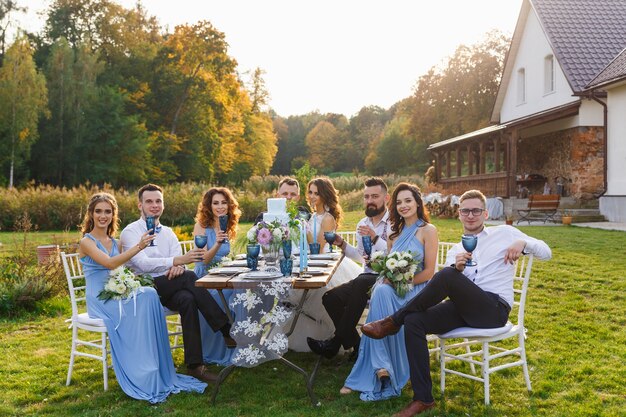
left=195, top=254, right=344, bottom=406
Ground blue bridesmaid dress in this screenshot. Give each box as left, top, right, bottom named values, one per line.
left=343, top=220, right=429, bottom=401
left=194, top=228, right=235, bottom=365
left=80, top=234, right=206, bottom=403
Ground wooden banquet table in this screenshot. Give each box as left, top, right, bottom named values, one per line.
left=195, top=253, right=344, bottom=406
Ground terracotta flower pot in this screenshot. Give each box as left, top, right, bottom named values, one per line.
left=561, top=216, right=573, bottom=225
left=505, top=219, right=514, bottom=225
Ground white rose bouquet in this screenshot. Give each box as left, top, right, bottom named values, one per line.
left=98, top=267, right=154, bottom=302
left=370, top=250, right=421, bottom=297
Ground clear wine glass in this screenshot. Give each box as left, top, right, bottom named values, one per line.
left=461, top=234, right=478, bottom=266
left=145, top=216, right=156, bottom=247
left=218, top=215, right=229, bottom=243
left=324, top=231, right=336, bottom=253
left=194, top=235, right=208, bottom=249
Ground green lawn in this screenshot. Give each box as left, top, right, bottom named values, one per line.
left=1, top=215, right=625, bottom=416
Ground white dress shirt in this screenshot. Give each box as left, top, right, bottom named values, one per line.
left=343, top=210, right=390, bottom=274
left=445, top=225, right=552, bottom=307
left=120, top=218, right=182, bottom=277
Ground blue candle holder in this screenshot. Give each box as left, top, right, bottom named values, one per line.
left=309, top=243, right=320, bottom=255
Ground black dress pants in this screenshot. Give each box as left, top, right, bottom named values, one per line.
left=392, top=267, right=511, bottom=403
left=322, top=272, right=378, bottom=349
left=154, top=270, right=229, bottom=366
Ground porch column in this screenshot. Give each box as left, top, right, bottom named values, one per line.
left=508, top=130, right=518, bottom=197
left=456, top=147, right=461, bottom=177
left=434, top=151, right=441, bottom=181
left=445, top=150, right=451, bottom=178
left=479, top=142, right=486, bottom=174
left=467, top=144, right=473, bottom=176
left=494, top=137, right=500, bottom=172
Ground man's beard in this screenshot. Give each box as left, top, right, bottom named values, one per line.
left=142, top=208, right=160, bottom=222
left=365, top=204, right=385, bottom=218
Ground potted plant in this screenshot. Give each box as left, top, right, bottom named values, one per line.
left=561, top=211, right=573, bottom=225
left=505, top=214, right=515, bottom=226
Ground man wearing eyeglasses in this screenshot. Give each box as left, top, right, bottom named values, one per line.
left=361, top=189, right=552, bottom=416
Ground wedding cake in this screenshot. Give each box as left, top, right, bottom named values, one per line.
left=263, top=198, right=290, bottom=224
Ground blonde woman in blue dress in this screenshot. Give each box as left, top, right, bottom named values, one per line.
left=78, top=193, right=207, bottom=403
left=341, top=182, right=438, bottom=401
left=283, top=177, right=362, bottom=351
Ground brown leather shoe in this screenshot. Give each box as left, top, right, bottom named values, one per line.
left=362, top=316, right=400, bottom=339
left=223, top=335, right=237, bottom=348
left=187, top=364, right=218, bottom=383
left=392, top=400, right=436, bottom=417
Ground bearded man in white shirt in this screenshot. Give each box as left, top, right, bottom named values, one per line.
left=120, top=184, right=234, bottom=384
left=307, top=177, right=391, bottom=360
left=362, top=189, right=552, bottom=416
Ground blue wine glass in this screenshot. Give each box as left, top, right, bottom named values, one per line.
left=145, top=216, right=156, bottom=246
left=218, top=215, right=229, bottom=243
left=324, top=232, right=336, bottom=253
left=194, top=235, right=208, bottom=249
left=282, top=240, right=292, bottom=259
left=362, top=235, right=372, bottom=256
left=309, top=243, right=320, bottom=255
left=461, top=234, right=478, bottom=267
left=247, top=244, right=260, bottom=271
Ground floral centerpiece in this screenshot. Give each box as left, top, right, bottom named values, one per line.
left=98, top=266, right=154, bottom=302
left=370, top=250, right=421, bottom=297
left=247, top=220, right=293, bottom=265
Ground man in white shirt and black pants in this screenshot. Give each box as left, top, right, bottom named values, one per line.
left=363, top=189, right=552, bottom=416
left=121, top=184, right=234, bottom=384
left=307, top=177, right=391, bottom=359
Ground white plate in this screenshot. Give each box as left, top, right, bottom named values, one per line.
left=292, top=267, right=326, bottom=275
left=235, top=254, right=264, bottom=260
left=307, top=260, right=330, bottom=267
left=239, top=271, right=284, bottom=280
left=224, top=260, right=248, bottom=267
left=209, top=267, right=249, bottom=275
left=310, top=253, right=341, bottom=260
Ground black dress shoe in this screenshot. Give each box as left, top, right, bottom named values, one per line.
left=307, top=337, right=340, bottom=359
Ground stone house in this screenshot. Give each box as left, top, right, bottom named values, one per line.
left=427, top=0, right=626, bottom=221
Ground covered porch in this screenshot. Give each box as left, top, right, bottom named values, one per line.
left=428, top=102, right=585, bottom=198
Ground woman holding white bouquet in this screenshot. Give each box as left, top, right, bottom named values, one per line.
left=342, top=182, right=438, bottom=401
left=78, top=193, right=207, bottom=403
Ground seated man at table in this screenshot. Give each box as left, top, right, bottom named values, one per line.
left=362, top=189, right=552, bottom=416
left=120, top=183, right=235, bottom=384
left=307, top=177, right=390, bottom=360
left=254, top=177, right=310, bottom=224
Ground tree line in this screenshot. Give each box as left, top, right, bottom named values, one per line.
left=0, top=0, right=509, bottom=188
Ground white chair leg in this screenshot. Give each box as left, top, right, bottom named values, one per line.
left=483, top=342, right=490, bottom=405
left=66, top=325, right=77, bottom=386
left=440, top=339, right=446, bottom=394
left=519, top=333, right=532, bottom=391
left=465, top=338, right=476, bottom=375
left=102, top=333, right=108, bottom=391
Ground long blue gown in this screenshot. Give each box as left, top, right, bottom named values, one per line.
left=81, top=234, right=206, bottom=402
left=343, top=220, right=429, bottom=401
left=194, top=228, right=235, bottom=365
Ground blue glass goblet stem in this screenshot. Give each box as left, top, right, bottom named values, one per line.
left=461, top=234, right=478, bottom=267
left=309, top=243, right=320, bottom=255
left=362, top=235, right=372, bottom=256
left=145, top=216, right=156, bottom=246
left=323, top=232, right=336, bottom=253
left=218, top=215, right=229, bottom=243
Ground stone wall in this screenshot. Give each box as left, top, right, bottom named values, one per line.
left=517, top=126, right=604, bottom=199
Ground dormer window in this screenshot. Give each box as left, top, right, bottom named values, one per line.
left=544, top=54, right=555, bottom=94
left=517, top=68, right=526, bottom=104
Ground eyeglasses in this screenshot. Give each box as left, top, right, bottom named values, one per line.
left=459, top=208, right=485, bottom=217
